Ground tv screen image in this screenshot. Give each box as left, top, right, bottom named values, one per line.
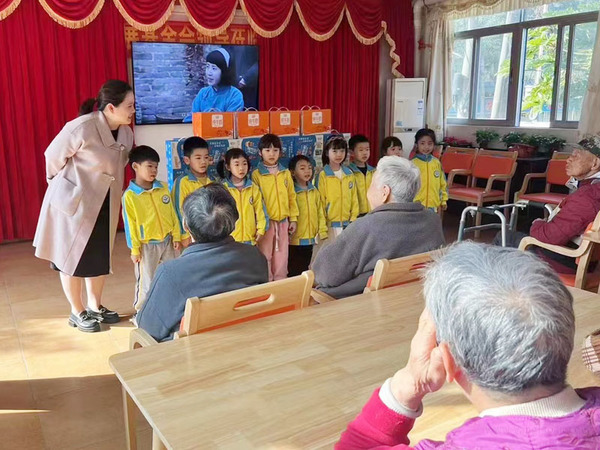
left=132, top=42, right=259, bottom=125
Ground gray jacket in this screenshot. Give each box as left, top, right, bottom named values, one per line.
left=313, top=202, right=445, bottom=299
left=137, top=237, right=268, bottom=341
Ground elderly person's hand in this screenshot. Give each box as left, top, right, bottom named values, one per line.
left=390, top=309, right=448, bottom=410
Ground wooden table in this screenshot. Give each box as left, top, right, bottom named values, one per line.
left=109, top=284, right=600, bottom=449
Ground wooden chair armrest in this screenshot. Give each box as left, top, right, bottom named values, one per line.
left=129, top=328, right=158, bottom=350
left=447, top=169, right=472, bottom=187
left=515, top=172, right=547, bottom=200
left=583, top=231, right=600, bottom=244
left=484, top=174, right=512, bottom=192
left=518, top=236, right=587, bottom=258
left=310, top=289, right=336, bottom=305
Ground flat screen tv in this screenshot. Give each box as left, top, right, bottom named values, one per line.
left=131, top=42, right=259, bottom=125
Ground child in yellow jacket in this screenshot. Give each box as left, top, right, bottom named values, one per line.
left=171, top=137, right=213, bottom=246
left=218, top=148, right=268, bottom=245
left=410, top=128, right=448, bottom=212
left=122, top=146, right=181, bottom=312
left=287, top=155, right=327, bottom=276
left=315, top=135, right=359, bottom=242
left=251, top=134, right=299, bottom=281
left=348, top=134, right=376, bottom=216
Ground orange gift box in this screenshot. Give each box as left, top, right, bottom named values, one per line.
left=301, top=108, right=332, bottom=135
left=192, top=112, right=235, bottom=139
left=269, top=110, right=301, bottom=136
left=236, top=111, right=270, bottom=138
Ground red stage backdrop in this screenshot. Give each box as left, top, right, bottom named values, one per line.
left=0, top=0, right=413, bottom=242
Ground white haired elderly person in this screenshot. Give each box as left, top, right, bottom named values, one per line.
left=337, top=242, right=600, bottom=449
left=312, top=156, right=444, bottom=299
left=137, top=184, right=268, bottom=341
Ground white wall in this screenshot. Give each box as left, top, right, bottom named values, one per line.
left=446, top=125, right=579, bottom=148
left=134, top=124, right=192, bottom=181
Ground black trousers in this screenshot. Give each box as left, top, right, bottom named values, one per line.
left=288, top=245, right=313, bottom=277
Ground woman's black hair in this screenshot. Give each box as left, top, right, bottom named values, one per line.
left=79, top=80, right=133, bottom=116
left=288, top=154, right=312, bottom=172
left=322, top=135, right=348, bottom=166
left=415, top=128, right=437, bottom=144
left=206, top=49, right=237, bottom=87
left=216, top=148, right=250, bottom=179
left=380, top=136, right=402, bottom=157
left=258, top=133, right=283, bottom=152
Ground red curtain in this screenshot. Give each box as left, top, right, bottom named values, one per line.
left=346, top=0, right=383, bottom=42
left=113, top=0, right=173, bottom=30
left=0, top=0, right=127, bottom=241
left=384, top=0, right=414, bottom=78
left=295, top=0, right=344, bottom=39
left=241, top=0, right=294, bottom=36
left=180, top=0, right=238, bottom=35
left=38, top=0, right=103, bottom=26
left=258, top=13, right=381, bottom=164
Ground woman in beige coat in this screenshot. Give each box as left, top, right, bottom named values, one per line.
left=34, top=80, right=135, bottom=332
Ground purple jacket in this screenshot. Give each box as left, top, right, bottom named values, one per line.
left=336, top=387, right=600, bottom=449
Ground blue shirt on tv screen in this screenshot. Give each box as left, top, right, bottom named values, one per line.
left=183, top=85, right=244, bottom=122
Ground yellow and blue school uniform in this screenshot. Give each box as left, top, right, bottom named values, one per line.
left=251, top=162, right=299, bottom=222
left=349, top=163, right=376, bottom=215
left=315, top=165, right=359, bottom=229
left=290, top=182, right=328, bottom=246
left=411, top=153, right=448, bottom=210
left=222, top=178, right=269, bottom=245
left=171, top=173, right=214, bottom=240
left=122, top=180, right=181, bottom=256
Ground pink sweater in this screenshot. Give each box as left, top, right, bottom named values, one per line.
left=336, top=387, right=600, bottom=449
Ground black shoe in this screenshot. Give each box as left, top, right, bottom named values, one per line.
left=68, top=311, right=101, bottom=332
left=87, top=305, right=120, bottom=324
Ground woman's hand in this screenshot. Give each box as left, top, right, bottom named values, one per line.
left=130, top=254, right=141, bottom=264
left=390, top=309, right=448, bottom=410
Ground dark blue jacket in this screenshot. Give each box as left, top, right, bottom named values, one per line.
left=137, top=237, right=268, bottom=341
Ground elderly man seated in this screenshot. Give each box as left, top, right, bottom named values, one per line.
left=337, top=242, right=600, bottom=449
left=498, top=135, right=600, bottom=274
left=312, top=156, right=445, bottom=299
left=137, top=184, right=268, bottom=341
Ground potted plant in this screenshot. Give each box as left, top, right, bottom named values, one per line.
left=475, top=129, right=500, bottom=149
left=546, top=136, right=566, bottom=153
left=442, top=136, right=474, bottom=148
left=523, top=134, right=566, bottom=155
left=502, top=132, right=536, bottom=157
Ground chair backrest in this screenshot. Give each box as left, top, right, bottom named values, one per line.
left=369, top=252, right=433, bottom=292
left=471, top=149, right=518, bottom=180
left=178, top=270, right=314, bottom=337
left=546, top=152, right=570, bottom=187
left=441, top=147, right=477, bottom=174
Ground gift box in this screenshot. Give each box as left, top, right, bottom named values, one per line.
left=236, top=111, right=270, bottom=138
left=192, top=112, right=235, bottom=139
left=301, top=107, right=332, bottom=135
left=269, top=109, right=300, bottom=136
left=165, top=138, right=187, bottom=190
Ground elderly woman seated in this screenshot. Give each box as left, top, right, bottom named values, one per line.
left=337, top=242, right=600, bottom=449
left=312, top=156, right=445, bottom=299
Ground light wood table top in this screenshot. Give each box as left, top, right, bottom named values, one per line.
left=109, top=284, right=600, bottom=449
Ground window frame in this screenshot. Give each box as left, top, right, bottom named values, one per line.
left=449, top=10, right=599, bottom=128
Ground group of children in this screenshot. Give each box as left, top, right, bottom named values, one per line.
left=121, top=129, right=448, bottom=311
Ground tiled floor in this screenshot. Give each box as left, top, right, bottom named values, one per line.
left=0, top=208, right=490, bottom=449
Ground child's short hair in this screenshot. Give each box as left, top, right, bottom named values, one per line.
left=183, top=136, right=209, bottom=158
left=322, top=135, right=348, bottom=166
left=129, top=145, right=159, bottom=167
left=216, top=148, right=250, bottom=179
left=258, top=133, right=282, bottom=151
left=288, top=155, right=312, bottom=172
left=348, top=134, right=369, bottom=151
left=380, top=136, right=402, bottom=158
left=415, top=128, right=437, bottom=144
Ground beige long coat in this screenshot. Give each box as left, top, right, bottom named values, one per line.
left=33, top=112, right=134, bottom=275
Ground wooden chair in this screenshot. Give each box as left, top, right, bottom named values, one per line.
left=364, top=252, right=434, bottom=293
left=126, top=271, right=314, bottom=450
left=519, top=211, right=600, bottom=291
left=514, top=151, right=570, bottom=206
left=441, top=147, right=478, bottom=188
left=448, top=149, right=518, bottom=238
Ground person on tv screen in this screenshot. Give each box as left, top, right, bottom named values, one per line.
left=183, top=48, right=244, bottom=122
